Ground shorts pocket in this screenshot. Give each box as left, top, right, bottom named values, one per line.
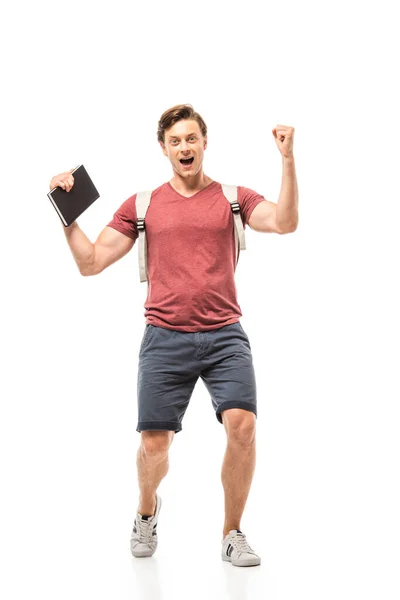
left=139, top=324, right=154, bottom=355
left=237, top=322, right=252, bottom=351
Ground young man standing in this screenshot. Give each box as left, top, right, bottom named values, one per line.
left=49, top=104, right=298, bottom=567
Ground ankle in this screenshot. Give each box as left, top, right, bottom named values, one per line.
left=138, top=495, right=156, bottom=516
left=223, top=525, right=241, bottom=538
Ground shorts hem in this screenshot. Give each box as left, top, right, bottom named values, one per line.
left=136, top=421, right=182, bottom=433
left=216, top=401, right=257, bottom=424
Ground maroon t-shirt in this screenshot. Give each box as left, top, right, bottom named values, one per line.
left=107, top=180, right=265, bottom=332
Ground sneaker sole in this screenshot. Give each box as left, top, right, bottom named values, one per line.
left=222, top=554, right=261, bottom=567
left=132, top=546, right=157, bottom=558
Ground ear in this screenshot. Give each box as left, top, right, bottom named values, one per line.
left=203, top=137, right=207, bottom=151
left=159, top=141, right=168, bottom=157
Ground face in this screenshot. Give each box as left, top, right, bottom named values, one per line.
left=160, top=119, right=207, bottom=177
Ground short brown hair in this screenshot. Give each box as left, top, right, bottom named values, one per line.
left=157, top=104, right=207, bottom=144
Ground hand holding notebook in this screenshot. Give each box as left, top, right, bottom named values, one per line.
left=48, top=164, right=100, bottom=227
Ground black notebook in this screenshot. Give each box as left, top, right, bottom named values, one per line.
left=47, top=164, right=100, bottom=227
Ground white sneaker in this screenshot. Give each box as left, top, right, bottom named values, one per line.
left=130, top=494, right=162, bottom=558
left=221, top=529, right=261, bottom=567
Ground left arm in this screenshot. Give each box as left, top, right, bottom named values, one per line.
left=248, top=125, right=299, bottom=234
left=276, top=154, right=298, bottom=232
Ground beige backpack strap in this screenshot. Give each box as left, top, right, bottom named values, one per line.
left=221, top=184, right=246, bottom=265
left=136, top=190, right=152, bottom=283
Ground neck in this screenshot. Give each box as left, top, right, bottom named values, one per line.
left=169, top=170, right=213, bottom=196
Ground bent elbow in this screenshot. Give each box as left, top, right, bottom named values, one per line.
left=79, top=257, right=101, bottom=276
left=277, top=220, right=298, bottom=234
left=80, top=265, right=97, bottom=276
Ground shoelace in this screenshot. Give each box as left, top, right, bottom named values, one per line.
left=136, top=517, right=155, bottom=542
left=230, top=532, right=254, bottom=554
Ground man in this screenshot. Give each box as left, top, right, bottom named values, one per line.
left=49, top=104, right=298, bottom=568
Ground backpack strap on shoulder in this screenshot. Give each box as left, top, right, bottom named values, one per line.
left=136, top=190, right=152, bottom=283
left=221, top=184, right=246, bottom=266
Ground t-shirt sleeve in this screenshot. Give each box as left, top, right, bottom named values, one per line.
left=238, top=186, right=267, bottom=228
left=106, top=194, right=138, bottom=242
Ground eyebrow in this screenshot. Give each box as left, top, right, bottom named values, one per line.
left=169, top=133, right=198, bottom=140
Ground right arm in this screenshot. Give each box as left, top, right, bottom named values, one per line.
left=50, top=169, right=135, bottom=276
left=63, top=222, right=134, bottom=276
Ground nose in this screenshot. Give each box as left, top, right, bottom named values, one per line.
left=180, top=140, right=190, bottom=153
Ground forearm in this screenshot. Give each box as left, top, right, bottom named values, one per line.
left=276, top=156, right=299, bottom=232
left=62, top=221, right=95, bottom=275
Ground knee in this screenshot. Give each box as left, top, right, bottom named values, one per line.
left=140, top=430, right=174, bottom=457
left=222, top=409, right=256, bottom=445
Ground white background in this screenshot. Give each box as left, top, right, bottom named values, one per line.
left=1, top=0, right=399, bottom=598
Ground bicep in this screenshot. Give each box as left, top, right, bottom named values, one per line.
left=92, top=226, right=135, bottom=274
left=248, top=200, right=282, bottom=233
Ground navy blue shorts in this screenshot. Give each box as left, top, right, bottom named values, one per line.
left=136, top=321, right=257, bottom=433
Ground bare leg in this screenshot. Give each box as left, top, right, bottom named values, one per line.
left=136, top=430, right=174, bottom=515
left=221, top=410, right=256, bottom=538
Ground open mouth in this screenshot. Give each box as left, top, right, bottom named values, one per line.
left=180, top=157, right=194, bottom=166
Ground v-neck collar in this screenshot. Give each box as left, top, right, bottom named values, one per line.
left=167, top=180, right=217, bottom=199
